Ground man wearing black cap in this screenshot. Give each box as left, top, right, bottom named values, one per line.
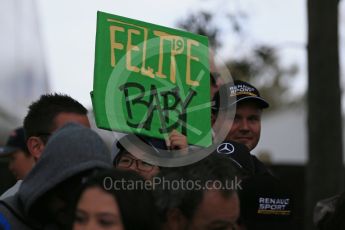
left=212, top=80, right=270, bottom=175
left=0, top=128, right=35, bottom=200
left=212, top=80, right=269, bottom=151
left=0, top=127, right=34, bottom=181
left=212, top=80, right=295, bottom=229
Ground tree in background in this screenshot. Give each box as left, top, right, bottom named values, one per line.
left=178, top=11, right=221, bottom=49
left=177, top=10, right=299, bottom=111
left=227, top=45, right=298, bottom=109
left=306, top=0, right=344, bottom=229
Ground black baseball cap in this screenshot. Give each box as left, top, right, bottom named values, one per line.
left=212, top=80, right=269, bottom=113
left=111, top=134, right=168, bottom=165
left=0, top=127, right=28, bottom=157
left=215, top=141, right=256, bottom=176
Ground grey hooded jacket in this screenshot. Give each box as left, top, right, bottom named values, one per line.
left=0, top=123, right=112, bottom=230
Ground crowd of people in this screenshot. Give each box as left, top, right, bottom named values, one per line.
left=0, top=75, right=340, bottom=229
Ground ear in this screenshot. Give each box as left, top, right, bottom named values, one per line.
left=211, top=113, right=216, bottom=125
left=27, top=137, right=45, bottom=161
left=165, top=208, right=189, bottom=230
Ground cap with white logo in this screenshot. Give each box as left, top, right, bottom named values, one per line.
left=212, top=80, right=269, bottom=113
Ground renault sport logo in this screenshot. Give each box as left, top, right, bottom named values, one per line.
left=217, top=143, right=235, bottom=154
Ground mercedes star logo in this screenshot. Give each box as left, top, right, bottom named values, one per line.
left=217, top=142, right=235, bottom=154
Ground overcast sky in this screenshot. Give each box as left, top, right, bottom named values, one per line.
left=35, top=0, right=344, bottom=109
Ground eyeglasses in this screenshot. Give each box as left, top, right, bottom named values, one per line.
left=117, top=155, right=155, bottom=172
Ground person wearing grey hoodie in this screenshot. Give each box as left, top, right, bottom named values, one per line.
left=0, top=123, right=112, bottom=230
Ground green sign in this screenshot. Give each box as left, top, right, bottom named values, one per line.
left=92, top=11, right=211, bottom=147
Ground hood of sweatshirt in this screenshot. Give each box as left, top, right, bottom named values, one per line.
left=17, top=122, right=112, bottom=214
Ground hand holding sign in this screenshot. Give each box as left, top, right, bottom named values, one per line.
left=166, top=129, right=188, bottom=154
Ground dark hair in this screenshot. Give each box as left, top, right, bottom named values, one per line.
left=72, top=169, right=160, bottom=230
left=153, top=153, right=239, bottom=222
left=112, top=134, right=167, bottom=166
left=23, top=93, right=87, bottom=140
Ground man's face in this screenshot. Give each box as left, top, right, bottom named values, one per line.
left=225, top=102, right=262, bottom=151
left=188, top=190, right=240, bottom=230
left=8, top=150, right=35, bottom=180
left=29, top=112, right=91, bottom=160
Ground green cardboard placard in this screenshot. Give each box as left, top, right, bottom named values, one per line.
left=92, top=11, right=211, bottom=147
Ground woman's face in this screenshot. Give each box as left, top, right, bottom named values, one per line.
left=73, top=187, right=124, bottom=230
